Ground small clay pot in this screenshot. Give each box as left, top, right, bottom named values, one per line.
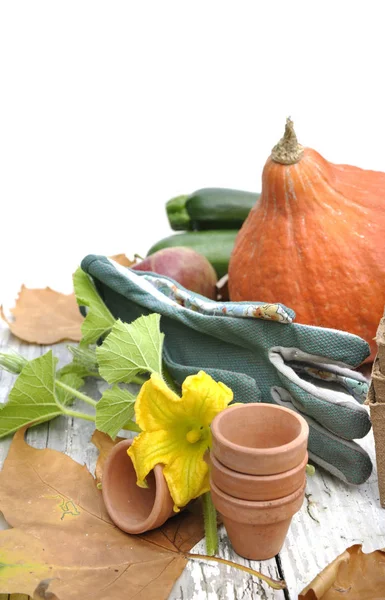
left=211, top=403, right=309, bottom=475
left=102, top=439, right=174, bottom=534
left=209, top=451, right=308, bottom=501
left=210, top=477, right=306, bottom=560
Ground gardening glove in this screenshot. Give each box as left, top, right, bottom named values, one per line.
left=81, top=254, right=373, bottom=485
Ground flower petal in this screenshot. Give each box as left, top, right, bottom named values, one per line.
left=135, top=373, right=184, bottom=432
left=127, top=429, right=183, bottom=486
left=163, top=437, right=210, bottom=510
left=181, top=371, right=233, bottom=427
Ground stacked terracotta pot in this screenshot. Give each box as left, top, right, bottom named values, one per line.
left=210, top=403, right=309, bottom=560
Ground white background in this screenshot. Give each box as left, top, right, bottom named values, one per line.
left=1, top=1, right=385, bottom=307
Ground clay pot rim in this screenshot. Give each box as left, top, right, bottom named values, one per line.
left=102, top=438, right=172, bottom=534
left=211, top=402, right=309, bottom=457
left=210, top=451, right=309, bottom=483
left=210, top=476, right=306, bottom=510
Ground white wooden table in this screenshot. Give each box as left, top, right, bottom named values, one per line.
left=1, top=320, right=384, bottom=599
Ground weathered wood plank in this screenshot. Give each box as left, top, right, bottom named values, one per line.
left=279, top=428, right=385, bottom=597
left=24, top=324, right=385, bottom=598
left=169, top=526, right=285, bottom=600
left=0, top=325, right=286, bottom=598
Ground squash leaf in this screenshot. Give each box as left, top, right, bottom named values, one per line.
left=57, top=346, right=98, bottom=379
left=72, top=268, right=115, bottom=346
left=95, top=385, right=138, bottom=439
left=96, top=314, right=164, bottom=384
left=0, top=352, right=63, bottom=438
left=55, top=372, right=85, bottom=406
left=0, top=429, right=204, bottom=599
left=0, top=352, right=87, bottom=438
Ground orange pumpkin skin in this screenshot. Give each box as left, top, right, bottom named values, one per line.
left=228, top=123, right=385, bottom=362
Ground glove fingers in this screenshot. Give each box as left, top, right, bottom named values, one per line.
left=292, top=323, right=370, bottom=368
left=276, top=376, right=370, bottom=439
left=289, top=362, right=369, bottom=404
left=272, top=387, right=373, bottom=485
left=270, top=350, right=371, bottom=439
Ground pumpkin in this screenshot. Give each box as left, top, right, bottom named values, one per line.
left=228, top=118, right=385, bottom=362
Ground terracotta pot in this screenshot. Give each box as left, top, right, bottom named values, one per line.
left=211, top=403, right=309, bottom=475
left=209, top=451, right=308, bottom=501
left=102, top=439, right=175, bottom=534
left=210, top=477, right=306, bottom=560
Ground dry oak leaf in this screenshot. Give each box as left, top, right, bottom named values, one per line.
left=109, top=254, right=136, bottom=267
left=91, top=429, right=124, bottom=486
left=1, top=286, right=83, bottom=345
left=0, top=253, right=134, bottom=346
left=299, top=544, right=385, bottom=599
left=0, top=429, right=204, bottom=600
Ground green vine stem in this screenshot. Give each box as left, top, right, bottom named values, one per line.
left=83, top=371, right=101, bottom=378
left=184, top=553, right=286, bottom=590
left=122, top=419, right=142, bottom=433
left=131, top=374, right=147, bottom=386
left=62, top=408, right=96, bottom=422
left=202, top=491, right=218, bottom=556
left=55, top=383, right=142, bottom=432
left=55, top=380, right=98, bottom=407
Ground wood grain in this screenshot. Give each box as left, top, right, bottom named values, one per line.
left=0, top=323, right=284, bottom=599
left=1, top=321, right=382, bottom=599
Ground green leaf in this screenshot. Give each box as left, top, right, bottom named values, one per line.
left=73, top=267, right=115, bottom=346
left=0, top=351, right=63, bottom=438
left=95, top=385, right=137, bottom=439
left=55, top=372, right=85, bottom=406
left=58, top=345, right=99, bottom=379
left=57, top=362, right=93, bottom=379
left=68, top=345, right=98, bottom=372
left=96, top=314, right=164, bottom=384
left=122, top=419, right=141, bottom=433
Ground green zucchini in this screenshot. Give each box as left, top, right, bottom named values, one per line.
left=166, top=188, right=260, bottom=231
left=165, top=195, right=189, bottom=231
left=147, top=230, right=238, bottom=278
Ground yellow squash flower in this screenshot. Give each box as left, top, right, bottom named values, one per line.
left=128, top=370, right=233, bottom=511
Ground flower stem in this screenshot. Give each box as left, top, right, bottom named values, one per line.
left=62, top=407, right=96, bottom=422
left=131, top=374, right=147, bottom=386
left=86, top=371, right=101, bottom=378
left=202, top=492, right=218, bottom=556
left=185, top=553, right=286, bottom=590
left=122, top=419, right=142, bottom=433
left=55, top=380, right=97, bottom=407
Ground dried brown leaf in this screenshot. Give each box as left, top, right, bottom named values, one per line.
left=1, top=286, right=83, bottom=344
left=300, top=544, right=385, bottom=599
left=91, top=430, right=124, bottom=485
left=0, top=429, right=203, bottom=600
left=0, top=253, right=135, bottom=346
left=109, top=254, right=135, bottom=267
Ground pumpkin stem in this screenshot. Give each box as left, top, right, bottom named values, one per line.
left=271, top=117, right=304, bottom=165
